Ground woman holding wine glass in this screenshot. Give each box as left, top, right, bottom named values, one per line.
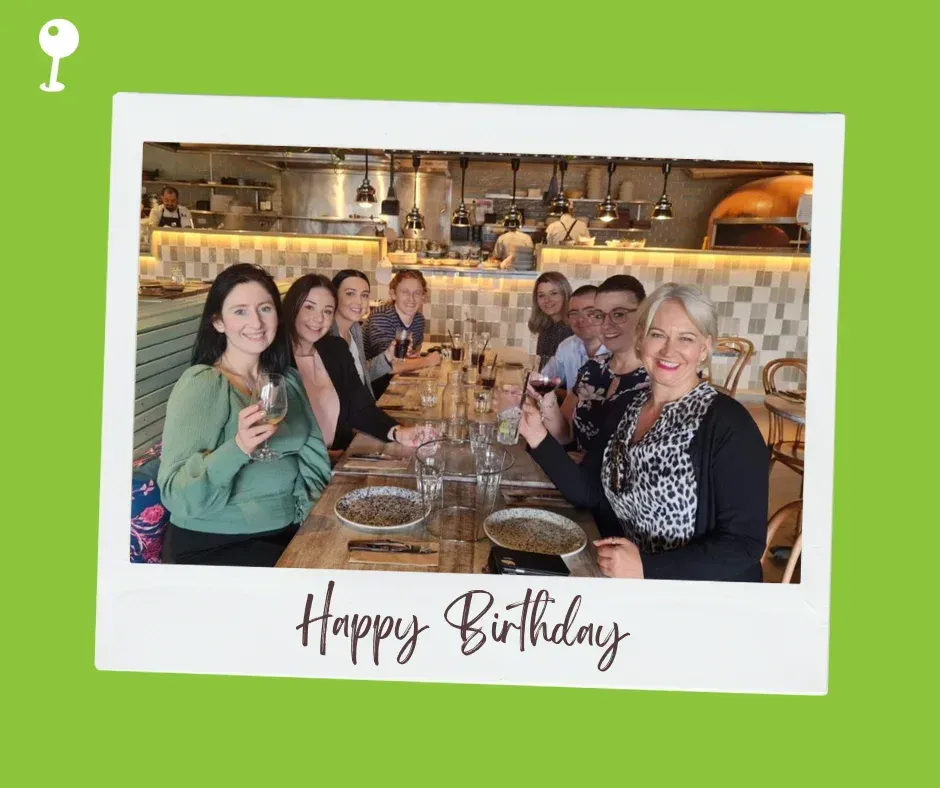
left=532, top=275, right=651, bottom=456
left=282, top=274, right=435, bottom=455
left=157, top=264, right=332, bottom=568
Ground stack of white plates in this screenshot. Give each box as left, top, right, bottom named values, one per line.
left=586, top=167, right=607, bottom=200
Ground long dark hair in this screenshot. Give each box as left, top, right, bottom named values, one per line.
left=191, top=264, right=288, bottom=374
left=282, top=274, right=338, bottom=364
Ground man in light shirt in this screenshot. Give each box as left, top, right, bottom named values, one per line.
left=541, top=284, right=608, bottom=390
left=148, top=186, right=194, bottom=229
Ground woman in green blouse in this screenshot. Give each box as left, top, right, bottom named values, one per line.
left=158, top=264, right=332, bottom=567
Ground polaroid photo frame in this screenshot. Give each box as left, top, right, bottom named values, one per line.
left=97, top=94, right=843, bottom=694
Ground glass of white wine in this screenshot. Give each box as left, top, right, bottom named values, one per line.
left=250, top=372, right=288, bottom=462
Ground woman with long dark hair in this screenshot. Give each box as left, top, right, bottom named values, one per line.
left=329, top=269, right=394, bottom=400
left=157, top=264, right=331, bottom=567
left=283, top=274, right=433, bottom=453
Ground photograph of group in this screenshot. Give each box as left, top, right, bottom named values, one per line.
left=131, top=140, right=810, bottom=584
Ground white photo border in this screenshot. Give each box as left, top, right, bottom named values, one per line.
left=97, top=94, right=843, bottom=694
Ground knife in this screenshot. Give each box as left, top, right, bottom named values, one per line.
left=347, top=453, right=402, bottom=461
left=347, top=540, right=436, bottom=554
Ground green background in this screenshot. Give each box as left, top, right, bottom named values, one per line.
left=3, top=1, right=932, bottom=784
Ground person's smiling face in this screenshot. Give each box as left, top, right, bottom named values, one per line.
left=536, top=282, right=564, bottom=320
left=294, top=286, right=336, bottom=345
left=336, top=275, right=370, bottom=324
left=213, top=281, right=277, bottom=357
left=392, top=278, right=425, bottom=318
left=639, top=298, right=712, bottom=393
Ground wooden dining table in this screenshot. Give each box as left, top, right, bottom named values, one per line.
left=276, top=358, right=604, bottom=577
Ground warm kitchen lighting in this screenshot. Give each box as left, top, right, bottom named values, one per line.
left=596, top=160, right=619, bottom=223
left=451, top=156, right=471, bottom=228
left=652, top=161, right=674, bottom=220
left=405, top=155, right=425, bottom=232
left=356, top=152, right=377, bottom=209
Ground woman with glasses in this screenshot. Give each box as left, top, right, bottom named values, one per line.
left=534, top=275, right=649, bottom=455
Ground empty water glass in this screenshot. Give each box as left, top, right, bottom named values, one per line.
left=473, top=386, right=493, bottom=414
left=469, top=420, right=497, bottom=453
left=420, top=380, right=438, bottom=409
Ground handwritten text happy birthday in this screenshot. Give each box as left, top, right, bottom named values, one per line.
left=296, top=580, right=631, bottom=672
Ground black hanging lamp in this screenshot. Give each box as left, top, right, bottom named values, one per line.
left=380, top=152, right=400, bottom=217
left=596, top=160, right=619, bottom=223
left=404, top=155, right=425, bottom=232
left=652, top=161, right=674, bottom=220
left=548, top=158, right=571, bottom=218
left=356, top=152, right=377, bottom=209
left=451, top=156, right=471, bottom=227
left=503, top=157, right=522, bottom=229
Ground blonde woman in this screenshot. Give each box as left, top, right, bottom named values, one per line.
left=527, top=271, right=573, bottom=370
left=520, top=283, right=768, bottom=583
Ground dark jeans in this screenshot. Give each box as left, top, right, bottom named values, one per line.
left=162, top=522, right=299, bottom=567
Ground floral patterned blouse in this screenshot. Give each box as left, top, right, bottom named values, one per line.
left=571, top=357, right=650, bottom=452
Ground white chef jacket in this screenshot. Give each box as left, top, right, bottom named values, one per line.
left=493, top=229, right=534, bottom=260
left=148, top=205, right=194, bottom=229
left=545, top=213, right=590, bottom=246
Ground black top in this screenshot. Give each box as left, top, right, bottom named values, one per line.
left=536, top=321, right=574, bottom=369
left=529, top=386, right=768, bottom=582
left=296, top=335, right=399, bottom=452
left=572, top=358, right=650, bottom=452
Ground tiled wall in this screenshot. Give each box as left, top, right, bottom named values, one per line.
left=544, top=248, right=810, bottom=393
left=149, top=229, right=385, bottom=281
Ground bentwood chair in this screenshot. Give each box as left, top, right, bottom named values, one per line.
left=762, top=499, right=803, bottom=584
left=763, top=357, right=807, bottom=480
left=709, top=337, right=755, bottom=398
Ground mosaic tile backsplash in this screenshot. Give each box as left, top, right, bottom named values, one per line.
left=150, top=229, right=385, bottom=283
left=146, top=230, right=809, bottom=395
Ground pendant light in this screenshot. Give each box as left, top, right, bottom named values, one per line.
left=356, top=152, right=376, bottom=209
left=548, top=158, right=571, bottom=219
left=451, top=156, right=471, bottom=227
left=652, top=161, right=674, bottom=220
left=380, top=152, right=400, bottom=217
left=503, top=157, right=522, bottom=229
left=404, top=155, right=425, bottom=232
left=596, top=160, right=618, bottom=223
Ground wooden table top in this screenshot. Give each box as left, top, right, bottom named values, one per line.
left=764, top=394, right=806, bottom=425
left=276, top=472, right=603, bottom=577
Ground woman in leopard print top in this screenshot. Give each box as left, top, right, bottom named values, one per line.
left=521, top=283, right=768, bottom=583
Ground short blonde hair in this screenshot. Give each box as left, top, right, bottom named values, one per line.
left=635, top=283, right=718, bottom=367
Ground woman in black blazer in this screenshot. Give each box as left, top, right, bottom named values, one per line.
left=282, top=275, right=432, bottom=452
left=519, top=283, right=768, bottom=583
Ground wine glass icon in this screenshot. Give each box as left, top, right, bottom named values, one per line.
left=39, top=20, right=79, bottom=93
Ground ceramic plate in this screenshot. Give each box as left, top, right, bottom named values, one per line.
left=334, top=486, right=425, bottom=531
left=483, top=507, right=587, bottom=558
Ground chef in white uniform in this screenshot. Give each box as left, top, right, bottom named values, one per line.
left=493, top=227, right=534, bottom=262
left=545, top=210, right=590, bottom=246
left=148, top=186, right=194, bottom=229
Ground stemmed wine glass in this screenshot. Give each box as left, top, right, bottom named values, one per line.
left=250, top=372, right=288, bottom=462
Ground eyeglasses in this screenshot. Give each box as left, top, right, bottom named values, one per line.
left=567, top=309, right=592, bottom=322
left=586, top=308, right=637, bottom=326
